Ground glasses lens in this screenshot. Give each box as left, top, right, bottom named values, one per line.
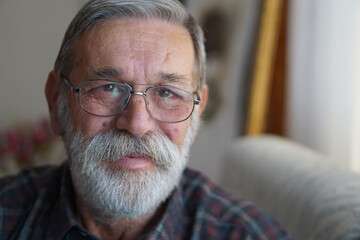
left=146, top=86, right=195, bottom=122
left=79, top=80, right=130, bottom=116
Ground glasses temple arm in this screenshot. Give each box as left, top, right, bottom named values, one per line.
left=194, top=92, right=201, bottom=105
left=61, top=75, right=80, bottom=93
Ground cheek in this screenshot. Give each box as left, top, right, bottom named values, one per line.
left=68, top=101, right=114, bottom=138
left=78, top=116, right=114, bottom=139
left=159, top=122, right=190, bottom=147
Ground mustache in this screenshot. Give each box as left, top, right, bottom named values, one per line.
left=69, top=130, right=179, bottom=169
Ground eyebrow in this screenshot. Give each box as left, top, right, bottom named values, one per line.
left=88, top=68, right=191, bottom=85
left=89, top=68, right=122, bottom=79
left=158, top=72, right=191, bottom=84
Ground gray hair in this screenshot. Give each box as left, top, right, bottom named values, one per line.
left=54, top=0, right=206, bottom=90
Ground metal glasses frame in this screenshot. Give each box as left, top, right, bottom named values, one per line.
left=61, top=75, right=201, bottom=123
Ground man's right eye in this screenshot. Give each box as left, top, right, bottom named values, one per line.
left=86, top=84, right=124, bottom=98
left=101, top=84, right=117, bottom=92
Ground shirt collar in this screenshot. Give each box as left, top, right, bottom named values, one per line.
left=140, top=175, right=186, bottom=239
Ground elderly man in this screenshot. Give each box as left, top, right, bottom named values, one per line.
left=0, top=0, right=290, bottom=239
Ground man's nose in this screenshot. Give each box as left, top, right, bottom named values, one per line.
left=115, top=94, right=155, bottom=136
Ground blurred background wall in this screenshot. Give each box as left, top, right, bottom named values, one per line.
left=0, top=0, right=359, bottom=183
left=287, top=0, right=360, bottom=171
left=0, top=1, right=80, bottom=127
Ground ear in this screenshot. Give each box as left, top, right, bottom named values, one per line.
left=197, top=84, right=208, bottom=118
left=45, top=71, right=62, bottom=135
left=191, top=84, right=208, bottom=144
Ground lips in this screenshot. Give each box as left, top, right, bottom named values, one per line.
left=110, top=153, right=153, bottom=170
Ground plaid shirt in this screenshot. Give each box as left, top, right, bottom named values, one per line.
left=0, top=162, right=290, bottom=240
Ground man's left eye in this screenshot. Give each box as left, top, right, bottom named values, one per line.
left=157, top=88, right=182, bottom=100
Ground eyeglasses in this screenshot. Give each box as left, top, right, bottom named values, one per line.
left=62, top=76, right=201, bottom=123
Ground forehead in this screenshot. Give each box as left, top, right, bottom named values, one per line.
left=71, top=18, right=195, bottom=87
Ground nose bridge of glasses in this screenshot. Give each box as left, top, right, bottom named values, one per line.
left=128, top=90, right=149, bottom=107
left=130, top=90, right=146, bottom=96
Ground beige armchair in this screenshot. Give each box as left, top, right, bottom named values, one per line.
left=221, top=135, right=360, bottom=240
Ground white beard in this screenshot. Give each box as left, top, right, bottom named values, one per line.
left=58, top=87, right=200, bottom=222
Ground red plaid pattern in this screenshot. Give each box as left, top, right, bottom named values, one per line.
left=0, top=163, right=291, bottom=239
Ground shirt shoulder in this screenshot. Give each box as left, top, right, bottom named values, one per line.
left=0, top=165, right=63, bottom=208
left=0, top=165, right=65, bottom=239
left=179, top=168, right=290, bottom=239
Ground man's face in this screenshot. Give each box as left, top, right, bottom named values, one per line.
left=67, top=18, right=197, bottom=149
left=47, top=18, right=207, bottom=221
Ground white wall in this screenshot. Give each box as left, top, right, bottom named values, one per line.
left=0, top=1, right=81, bottom=128
left=288, top=0, right=360, bottom=169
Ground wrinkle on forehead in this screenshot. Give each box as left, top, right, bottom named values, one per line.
left=83, top=19, right=189, bottom=56
left=73, top=18, right=195, bottom=86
